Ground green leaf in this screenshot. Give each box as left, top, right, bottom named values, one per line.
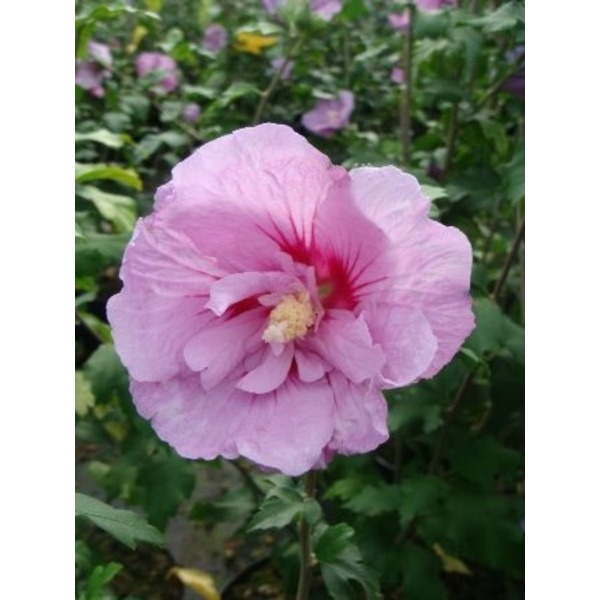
left=343, top=484, right=403, bottom=516
left=399, top=474, right=448, bottom=526
left=465, top=298, right=524, bottom=363
left=81, top=562, right=123, bottom=600
left=470, top=1, right=524, bottom=33
left=75, top=371, right=95, bottom=417
left=501, top=142, right=525, bottom=204
left=75, top=163, right=143, bottom=191
left=314, top=523, right=355, bottom=563
left=420, top=184, right=448, bottom=202
left=340, top=0, right=369, bottom=19
left=75, top=129, right=130, bottom=148
left=75, top=493, right=164, bottom=549
left=136, top=452, right=196, bottom=529
left=77, top=185, right=137, bottom=232
left=317, top=524, right=380, bottom=600
left=247, top=486, right=305, bottom=531
left=399, top=543, right=447, bottom=600
left=84, top=344, right=130, bottom=404
left=75, top=232, right=130, bottom=277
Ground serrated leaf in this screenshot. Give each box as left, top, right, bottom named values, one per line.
left=465, top=298, right=524, bottom=362
left=84, top=344, right=130, bottom=404
left=420, top=184, right=448, bottom=201
left=318, top=528, right=380, bottom=600
left=77, top=185, right=137, bottom=232
left=315, top=523, right=355, bottom=563
left=75, top=129, right=130, bottom=148
left=75, top=493, right=164, bottom=549
left=399, top=475, right=448, bottom=526
left=168, top=567, right=220, bottom=600
left=343, top=484, right=402, bottom=516
left=75, top=163, right=142, bottom=191
left=75, top=371, right=95, bottom=417
left=471, top=1, right=524, bottom=33
left=247, top=487, right=304, bottom=531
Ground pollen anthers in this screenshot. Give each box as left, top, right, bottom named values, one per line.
left=262, top=291, right=316, bottom=344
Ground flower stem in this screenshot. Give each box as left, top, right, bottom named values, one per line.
left=295, top=470, right=317, bottom=600
left=491, top=219, right=525, bottom=304
left=252, top=37, right=302, bottom=126
left=399, top=2, right=414, bottom=167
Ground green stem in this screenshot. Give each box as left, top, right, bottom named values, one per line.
left=295, top=471, right=317, bottom=600
left=443, top=103, right=459, bottom=174
left=253, top=37, right=302, bottom=125
left=399, top=2, right=414, bottom=167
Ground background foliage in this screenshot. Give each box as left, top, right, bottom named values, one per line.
left=75, top=0, right=524, bottom=598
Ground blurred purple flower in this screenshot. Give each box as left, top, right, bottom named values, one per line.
left=302, top=91, right=354, bottom=138
left=75, top=40, right=113, bottom=98
left=417, top=0, right=457, bottom=10
left=202, top=24, right=228, bottom=52
left=182, top=103, right=201, bottom=124
left=136, top=52, right=179, bottom=94
left=391, top=67, right=405, bottom=84
left=263, top=0, right=341, bottom=21
left=311, top=0, right=342, bottom=20
left=388, top=11, right=410, bottom=31
left=502, top=46, right=525, bottom=100
left=88, top=41, right=112, bottom=66
left=271, top=57, right=294, bottom=80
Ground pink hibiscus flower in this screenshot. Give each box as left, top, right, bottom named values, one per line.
left=135, top=52, right=179, bottom=94
left=301, top=91, right=355, bottom=138
left=107, top=124, right=474, bottom=476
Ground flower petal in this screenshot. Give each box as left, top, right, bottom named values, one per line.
left=306, top=310, right=385, bottom=384
left=183, top=308, right=266, bottom=390
left=295, top=348, right=329, bottom=383
left=235, top=377, right=335, bottom=476
left=348, top=166, right=430, bottom=241
left=236, top=344, right=294, bottom=394
left=107, top=291, right=209, bottom=382
left=393, top=219, right=475, bottom=377
left=170, top=123, right=345, bottom=254
left=206, top=271, right=300, bottom=316
left=325, top=372, right=389, bottom=455
left=363, top=305, right=438, bottom=388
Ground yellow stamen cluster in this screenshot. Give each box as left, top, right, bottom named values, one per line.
left=262, top=291, right=316, bottom=344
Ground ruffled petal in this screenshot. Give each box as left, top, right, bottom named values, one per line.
left=306, top=310, right=385, bottom=384
left=131, top=376, right=249, bottom=461
left=235, top=377, right=336, bottom=476
left=348, top=166, right=430, bottom=240
left=183, top=308, right=267, bottom=390
left=206, top=271, right=301, bottom=316
left=237, top=344, right=294, bottom=394
left=325, top=372, right=389, bottom=455
left=107, top=291, right=209, bottom=382
left=363, top=305, right=438, bottom=388
left=392, top=219, right=475, bottom=377
left=168, top=123, right=346, bottom=257
left=294, top=348, right=329, bottom=383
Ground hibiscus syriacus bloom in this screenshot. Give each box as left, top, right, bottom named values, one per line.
left=182, top=103, right=201, bottom=124
left=301, top=91, right=354, bottom=138
left=107, top=124, right=474, bottom=476
left=75, top=41, right=112, bottom=98
left=135, top=52, right=179, bottom=94
left=263, top=0, right=342, bottom=21
left=202, top=24, right=228, bottom=52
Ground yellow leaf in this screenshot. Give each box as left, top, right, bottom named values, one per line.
left=126, top=25, right=149, bottom=54
left=233, top=32, right=278, bottom=55
left=168, top=567, right=221, bottom=600
left=432, top=543, right=472, bottom=575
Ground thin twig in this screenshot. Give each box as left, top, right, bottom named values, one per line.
left=428, top=369, right=478, bottom=475
left=477, top=58, right=525, bottom=108
left=399, top=2, right=414, bottom=167
left=295, top=471, right=317, bottom=600
left=253, top=38, right=302, bottom=125
left=491, top=219, right=525, bottom=304
left=443, top=103, right=459, bottom=174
